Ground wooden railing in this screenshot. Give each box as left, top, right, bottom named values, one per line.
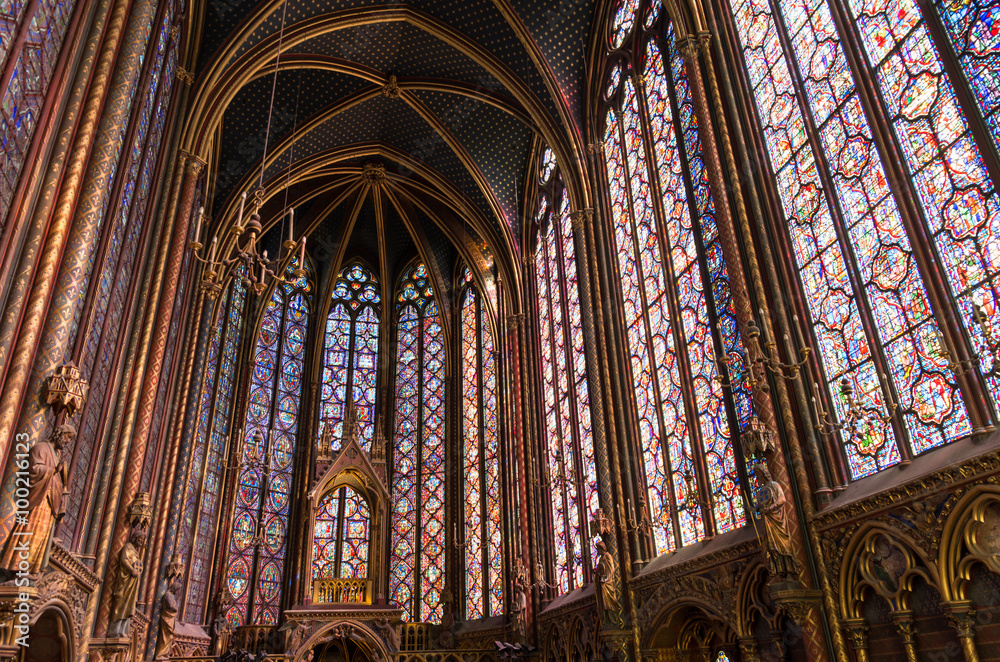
left=312, top=577, right=372, bottom=604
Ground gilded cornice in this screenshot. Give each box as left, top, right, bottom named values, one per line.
left=811, top=450, right=1000, bottom=532
left=629, top=539, right=759, bottom=591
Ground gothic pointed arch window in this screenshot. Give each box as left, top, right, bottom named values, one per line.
left=600, top=0, right=755, bottom=555
left=724, top=0, right=1000, bottom=478
left=532, top=150, right=599, bottom=593
left=459, top=268, right=503, bottom=619
left=313, top=482, right=371, bottom=581
left=318, top=263, right=380, bottom=454
left=388, top=263, right=446, bottom=622
left=225, top=260, right=310, bottom=627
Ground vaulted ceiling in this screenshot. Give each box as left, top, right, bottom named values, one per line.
left=184, top=0, right=599, bottom=300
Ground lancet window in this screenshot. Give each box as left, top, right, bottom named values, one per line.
left=388, top=263, right=447, bottom=622
left=180, top=270, right=247, bottom=622
left=225, top=261, right=310, bottom=626
left=460, top=269, right=503, bottom=619
left=601, top=0, right=754, bottom=555
left=726, top=0, right=1000, bottom=477
left=318, top=263, right=380, bottom=454
left=532, top=152, right=599, bottom=593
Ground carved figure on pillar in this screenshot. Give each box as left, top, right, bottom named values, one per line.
left=108, top=529, right=146, bottom=638
left=510, top=560, right=528, bottom=636
left=373, top=617, right=399, bottom=653
left=594, top=538, right=622, bottom=625
left=753, top=462, right=799, bottom=582
left=0, top=423, right=74, bottom=578
left=154, top=555, right=185, bottom=658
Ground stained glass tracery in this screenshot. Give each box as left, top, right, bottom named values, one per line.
left=225, top=261, right=310, bottom=627
left=319, top=263, right=380, bottom=454
left=602, top=13, right=751, bottom=556
left=461, top=273, right=503, bottom=619
left=388, top=263, right=446, bottom=622
left=313, top=485, right=371, bottom=580
left=728, top=0, right=996, bottom=478
left=534, top=172, right=598, bottom=594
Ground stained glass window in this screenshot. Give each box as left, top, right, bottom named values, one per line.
left=180, top=270, right=247, bottom=622
left=388, top=263, right=446, bottom=622
left=225, top=260, right=310, bottom=627
left=727, top=0, right=998, bottom=478
left=0, top=0, right=76, bottom=223
left=533, top=154, right=598, bottom=594
left=60, top=17, right=177, bottom=544
left=602, top=13, right=751, bottom=555
left=460, top=271, right=503, bottom=619
left=319, top=263, right=380, bottom=454
left=313, top=485, right=371, bottom=580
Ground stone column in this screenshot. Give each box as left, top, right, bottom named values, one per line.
left=892, top=612, right=918, bottom=662
left=947, top=604, right=981, bottom=662
left=88, top=153, right=204, bottom=640
left=0, top=0, right=135, bottom=486
left=12, top=0, right=159, bottom=449
left=843, top=618, right=870, bottom=662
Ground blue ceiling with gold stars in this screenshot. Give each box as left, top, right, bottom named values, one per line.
left=195, top=0, right=597, bottom=281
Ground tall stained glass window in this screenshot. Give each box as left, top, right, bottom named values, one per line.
left=318, top=263, right=380, bottom=453
left=61, top=15, right=177, bottom=545
left=312, top=484, right=371, bottom=580
left=460, top=269, right=503, bottom=619
left=388, top=264, right=447, bottom=622
left=532, top=152, right=598, bottom=594
left=181, top=270, right=247, bottom=622
left=600, top=2, right=752, bottom=555
left=225, top=260, right=310, bottom=627
left=726, top=0, right=1000, bottom=478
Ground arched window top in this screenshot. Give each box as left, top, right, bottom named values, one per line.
left=610, top=0, right=639, bottom=47
left=320, top=261, right=381, bottom=454
left=397, top=262, right=435, bottom=309
left=332, top=262, right=380, bottom=313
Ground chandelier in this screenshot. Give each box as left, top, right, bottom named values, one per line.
left=188, top=0, right=303, bottom=298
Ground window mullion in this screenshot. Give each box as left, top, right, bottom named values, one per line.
left=414, top=306, right=425, bottom=621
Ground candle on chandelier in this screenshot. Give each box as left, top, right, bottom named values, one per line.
left=195, top=206, right=204, bottom=244
left=238, top=191, right=247, bottom=226
left=299, top=236, right=306, bottom=267
left=209, top=235, right=218, bottom=263
left=288, top=207, right=294, bottom=243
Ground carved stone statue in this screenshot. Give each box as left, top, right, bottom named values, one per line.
left=593, top=538, right=622, bottom=620
left=510, top=562, right=528, bottom=636
left=439, top=610, right=456, bottom=649
left=754, top=462, right=799, bottom=582
left=0, top=423, right=74, bottom=576
left=108, top=529, right=146, bottom=638
left=373, top=617, right=399, bottom=653
left=212, top=614, right=231, bottom=655
left=154, top=561, right=184, bottom=658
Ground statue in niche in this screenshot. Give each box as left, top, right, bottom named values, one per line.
left=753, top=462, right=799, bottom=582
left=593, top=538, right=622, bottom=622
left=108, top=529, right=146, bottom=638
left=154, top=557, right=185, bottom=658
left=0, top=423, right=74, bottom=578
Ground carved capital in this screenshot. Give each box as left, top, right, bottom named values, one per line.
left=569, top=209, right=592, bottom=231
left=176, top=67, right=194, bottom=86
left=182, top=153, right=206, bottom=175
left=946, top=603, right=977, bottom=638
left=892, top=612, right=916, bottom=643
left=586, top=142, right=604, bottom=156
left=843, top=618, right=868, bottom=650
